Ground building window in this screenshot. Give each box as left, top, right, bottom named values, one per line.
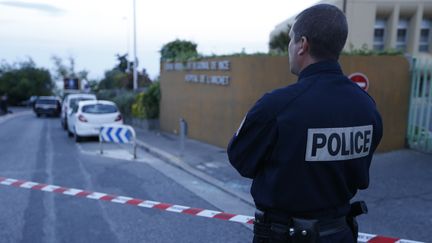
left=396, top=19, right=408, bottom=51
left=374, top=19, right=386, bottom=51
left=419, top=19, right=431, bottom=52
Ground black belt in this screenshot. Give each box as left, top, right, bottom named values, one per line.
left=317, top=217, right=347, bottom=236
left=255, top=209, right=348, bottom=237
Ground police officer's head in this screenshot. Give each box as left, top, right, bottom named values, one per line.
left=288, top=4, right=348, bottom=75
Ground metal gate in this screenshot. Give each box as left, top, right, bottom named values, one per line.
left=407, top=58, right=432, bottom=152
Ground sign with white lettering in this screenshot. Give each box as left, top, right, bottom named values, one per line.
left=185, top=75, right=230, bottom=86
left=164, top=60, right=230, bottom=71
left=305, top=125, right=373, bottom=161
left=164, top=60, right=231, bottom=86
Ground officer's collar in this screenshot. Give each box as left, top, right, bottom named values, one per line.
left=298, top=60, right=343, bottom=81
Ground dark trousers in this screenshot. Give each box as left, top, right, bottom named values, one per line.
left=253, top=225, right=355, bottom=243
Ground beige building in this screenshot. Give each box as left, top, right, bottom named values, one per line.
left=270, top=0, right=432, bottom=56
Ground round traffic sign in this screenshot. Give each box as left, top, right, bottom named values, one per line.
left=349, top=72, right=369, bottom=91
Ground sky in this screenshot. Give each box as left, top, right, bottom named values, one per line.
left=0, top=0, right=320, bottom=81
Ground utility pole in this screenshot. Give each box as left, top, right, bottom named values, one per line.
left=343, top=0, right=347, bottom=14
left=133, top=0, right=138, bottom=90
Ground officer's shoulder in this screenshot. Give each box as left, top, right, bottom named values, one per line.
left=250, top=82, right=308, bottom=119
left=346, top=77, right=378, bottom=105
left=264, top=82, right=309, bottom=106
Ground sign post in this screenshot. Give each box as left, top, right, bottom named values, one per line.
left=99, top=125, right=137, bottom=159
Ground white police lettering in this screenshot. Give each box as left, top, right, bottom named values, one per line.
left=305, top=125, right=373, bottom=161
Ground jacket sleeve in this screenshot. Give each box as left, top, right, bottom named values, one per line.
left=227, top=98, right=278, bottom=179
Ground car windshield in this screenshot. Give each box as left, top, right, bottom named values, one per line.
left=70, top=98, right=93, bottom=110
left=70, top=97, right=93, bottom=112
left=82, top=104, right=117, bottom=114
left=36, top=99, right=56, bottom=105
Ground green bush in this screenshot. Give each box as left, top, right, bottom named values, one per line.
left=160, top=39, right=199, bottom=62
left=97, top=89, right=137, bottom=118
left=143, top=82, right=160, bottom=118
left=131, top=92, right=145, bottom=118
left=131, top=82, right=160, bottom=119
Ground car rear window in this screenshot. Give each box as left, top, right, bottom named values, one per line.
left=82, top=104, right=118, bottom=114
left=36, top=99, right=57, bottom=105
left=70, top=98, right=93, bottom=108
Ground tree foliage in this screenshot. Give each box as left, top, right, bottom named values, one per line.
left=131, top=81, right=160, bottom=119
left=269, top=25, right=291, bottom=53
left=51, top=55, right=88, bottom=80
left=97, top=54, right=151, bottom=90
left=160, top=39, right=199, bottom=61
left=0, top=59, right=53, bottom=105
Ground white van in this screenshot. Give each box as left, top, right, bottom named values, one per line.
left=61, top=93, right=96, bottom=130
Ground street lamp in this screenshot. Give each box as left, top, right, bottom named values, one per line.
left=133, top=0, right=138, bottom=90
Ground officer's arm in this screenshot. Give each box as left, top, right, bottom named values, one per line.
left=227, top=109, right=277, bottom=179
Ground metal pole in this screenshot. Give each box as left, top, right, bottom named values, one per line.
left=133, top=0, right=138, bottom=90
left=100, top=135, right=104, bottom=155
left=407, top=58, right=418, bottom=146
left=425, top=63, right=432, bottom=151
left=133, top=140, right=137, bottom=159
left=179, top=118, right=185, bottom=158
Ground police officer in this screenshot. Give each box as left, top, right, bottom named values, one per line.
left=227, top=4, right=383, bottom=243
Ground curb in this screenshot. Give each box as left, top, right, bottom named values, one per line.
left=135, top=139, right=255, bottom=207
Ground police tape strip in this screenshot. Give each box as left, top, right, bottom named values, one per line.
left=0, top=176, right=424, bottom=243
left=0, top=176, right=254, bottom=224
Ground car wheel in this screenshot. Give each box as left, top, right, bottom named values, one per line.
left=75, top=134, right=81, bottom=143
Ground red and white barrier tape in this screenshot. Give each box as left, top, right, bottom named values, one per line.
left=0, top=176, right=424, bottom=243
left=357, top=232, right=423, bottom=243
left=0, top=176, right=254, bottom=224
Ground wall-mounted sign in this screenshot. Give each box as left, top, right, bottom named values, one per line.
left=164, top=60, right=230, bottom=71
left=164, top=60, right=231, bottom=86
left=185, top=75, right=230, bottom=86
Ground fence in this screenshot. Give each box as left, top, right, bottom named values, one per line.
left=407, top=58, right=432, bottom=153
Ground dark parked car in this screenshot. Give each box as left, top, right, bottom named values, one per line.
left=34, top=96, right=61, bottom=117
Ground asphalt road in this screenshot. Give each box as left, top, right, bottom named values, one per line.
left=0, top=112, right=252, bottom=243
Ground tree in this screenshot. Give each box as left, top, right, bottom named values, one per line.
left=0, top=59, right=53, bottom=105
left=97, top=54, right=152, bottom=90
left=269, top=25, right=291, bottom=53
left=160, top=39, right=199, bottom=61
left=116, top=54, right=133, bottom=73
left=51, top=55, right=89, bottom=81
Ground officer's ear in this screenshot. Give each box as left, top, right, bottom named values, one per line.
left=297, top=36, right=309, bottom=56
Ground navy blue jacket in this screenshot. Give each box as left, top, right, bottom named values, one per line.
left=228, top=60, right=383, bottom=218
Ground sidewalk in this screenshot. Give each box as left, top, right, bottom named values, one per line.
left=0, top=107, right=31, bottom=124
left=133, top=127, right=253, bottom=206
left=132, top=126, right=432, bottom=242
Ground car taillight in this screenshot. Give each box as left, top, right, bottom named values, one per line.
left=115, top=114, right=122, bottom=122
left=78, top=115, right=88, bottom=122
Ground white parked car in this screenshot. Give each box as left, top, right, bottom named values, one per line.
left=67, top=100, right=123, bottom=142
left=61, top=93, right=96, bottom=130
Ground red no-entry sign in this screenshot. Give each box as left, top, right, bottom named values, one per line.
left=349, top=73, right=369, bottom=91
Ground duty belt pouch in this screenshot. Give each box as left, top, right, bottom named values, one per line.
left=291, top=218, right=319, bottom=243
left=254, top=210, right=271, bottom=240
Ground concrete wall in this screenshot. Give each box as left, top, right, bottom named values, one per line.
left=159, top=55, right=410, bottom=152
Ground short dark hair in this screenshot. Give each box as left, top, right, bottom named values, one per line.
left=293, top=4, right=348, bottom=60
